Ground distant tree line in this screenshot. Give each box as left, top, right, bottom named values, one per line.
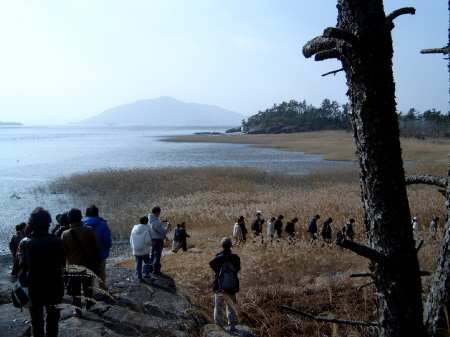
left=398, top=108, right=450, bottom=138
left=241, top=99, right=449, bottom=138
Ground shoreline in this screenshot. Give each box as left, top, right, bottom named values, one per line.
left=164, top=130, right=450, bottom=163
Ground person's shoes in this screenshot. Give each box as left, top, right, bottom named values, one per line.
left=137, top=278, right=144, bottom=283
left=86, top=301, right=95, bottom=310
left=143, top=273, right=151, bottom=278
left=74, top=309, right=83, bottom=318
left=153, top=270, right=162, bottom=276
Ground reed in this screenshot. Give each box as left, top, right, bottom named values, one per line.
left=45, top=161, right=447, bottom=336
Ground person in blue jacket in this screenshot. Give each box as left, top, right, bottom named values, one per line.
left=83, top=204, right=112, bottom=290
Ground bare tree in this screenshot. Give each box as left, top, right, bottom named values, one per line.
left=303, top=1, right=432, bottom=336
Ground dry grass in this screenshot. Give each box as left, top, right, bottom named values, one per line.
left=46, top=156, right=448, bottom=336
left=166, top=131, right=450, bottom=163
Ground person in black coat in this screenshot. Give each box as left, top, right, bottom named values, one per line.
left=238, top=216, right=248, bottom=242
left=19, top=207, right=65, bottom=337
left=209, top=237, right=241, bottom=331
left=274, top=215, right=284, bottom=238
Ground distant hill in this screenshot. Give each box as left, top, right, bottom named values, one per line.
left=78, top=96, right=245, bottom=126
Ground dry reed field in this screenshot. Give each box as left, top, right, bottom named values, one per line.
left=166, top=131, right=450, bottom=163
left=46, top=155, right=448, bottom=336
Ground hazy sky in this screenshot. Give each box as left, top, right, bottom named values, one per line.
left=0, top=0, right=448, bottom=125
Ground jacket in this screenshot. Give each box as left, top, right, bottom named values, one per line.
left=149, top=214, right=170, bottom=240
left=233, top=223, right=243, bottom=239
left=130, top=224, right=152, bottom=256
left=62, top=221, right=101, bottom=269
left=308, top=218, right=318, bottom=234
left=83, top=216, right=112, bottom=260
left=209, top=249, right=241, bottom=294
left=19, top=233, right=65, bottom=305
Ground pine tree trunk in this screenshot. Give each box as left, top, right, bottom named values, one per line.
left=304, top=1, right=426, bottom=336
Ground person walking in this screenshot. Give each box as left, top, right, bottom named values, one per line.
left=274, top=215, right=284, bottom=239
left=209, top=237, right=241, bottom=332
left=321, top=218, right=333, bottom=243
left=62, top=208, right=101, bottom=318
left=9, top=222, right=26, bottom=276
left=284, top=217, right=298, bottom=244
left=148, top=206, right=171, bottom=275
left=308, top=214, right=320, bottom=246
left=251, top=212, right=264, bottom=238
left=130, top=216, right=153, bottom=282
left=18, top=207, right=65, bottom=337
left=83, top=205, right=112, bottom=290
left=430, top=216, right=439, bottom=231
left=172, top=224, right=181, bottom=252
left=174, top=222, right=190, bottom=253
left=267, top=217, right=275, bottom=239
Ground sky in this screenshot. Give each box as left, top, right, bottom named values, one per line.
left=0, top=0, right=448, bottom=125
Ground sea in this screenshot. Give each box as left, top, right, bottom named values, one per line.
left=0, top=125, right=355, bottom=253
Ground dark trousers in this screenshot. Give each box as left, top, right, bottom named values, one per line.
left=150, top=239, right=164, bottom=273
left=29, top=303, right=61, bottom=337
left=68, top=274, right=94, bottom=311
left=173, top=239, right=187, bottom=253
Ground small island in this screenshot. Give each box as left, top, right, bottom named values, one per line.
left=0, top=122, right=22, bottom=126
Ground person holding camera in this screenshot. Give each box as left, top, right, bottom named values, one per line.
left=148, top=206, right=171, bottom=276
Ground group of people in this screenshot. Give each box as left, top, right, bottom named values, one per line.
left=8, top=205, right=112, bottom=337
left=231, top=212, right=357, bottom=246
left=11, top=204, right=441, bottom=335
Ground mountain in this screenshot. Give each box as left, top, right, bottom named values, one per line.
left=78, top=96, right=245, bottom=125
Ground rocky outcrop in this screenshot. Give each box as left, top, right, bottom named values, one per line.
left=0, top=253, right=256, bottom=337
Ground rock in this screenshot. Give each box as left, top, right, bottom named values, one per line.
left=0, top=252, right=257, bottom=337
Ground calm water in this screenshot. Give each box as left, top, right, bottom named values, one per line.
left=0, top=125, right=354, bottom=253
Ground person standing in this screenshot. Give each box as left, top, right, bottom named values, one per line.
left=19, top=207, right=65, bottom=337
left=62, top=208, right=101, bottom=318
left=238, top=216, right=248, bottom=243
left=232, top=218, right=244, bottom=244
left=83, top=205, right=112, bottom=290
left=267, top=217, right=275, bottom=239
left=172, top=224, right=181, bottom=252
left=174, top=222, right=190, bottom=253
left=53, top=212, right=70, bottom=237
left=251, top=212, right=264, bottom=238
left=411, top=216, right=420, bottom=232
left=308, top=214, right=320, bottom=246
left=345, top=218, right=356, bottom=241
left=148, top=206, right=171, bottom=275
left=9, top=222, right=26, bottom=276
left=321, top=218, right=333, bottom=243
left=130, top=216, right=153, bottom=281
left=209, top=237, right=241, bottom=332
left=274, top=215, right=284, bottom=238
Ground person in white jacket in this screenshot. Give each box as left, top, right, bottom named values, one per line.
left=130, top=216, right=152, bottom=281
left=232, top=218, right=244, bottom=245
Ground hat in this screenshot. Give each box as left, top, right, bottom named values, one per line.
left=221, top=237, right=232, bottom=246
left=238, top=215, right=245, bottom=220
left=413, top=216, right=419, bottom=221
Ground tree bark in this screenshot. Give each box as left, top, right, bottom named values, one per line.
left=304, top=1, right=426, bottom=336
left=423, top=154, right=450, bottom=336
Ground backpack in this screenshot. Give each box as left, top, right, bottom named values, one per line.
left=218, top=261, right=238, bottom=293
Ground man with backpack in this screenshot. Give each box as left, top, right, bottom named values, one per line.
left=308, top=214, right=320, bottom=246
left=209, top=237, right=241, bottom=332
left=251, top=212, right=264, bottom=238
